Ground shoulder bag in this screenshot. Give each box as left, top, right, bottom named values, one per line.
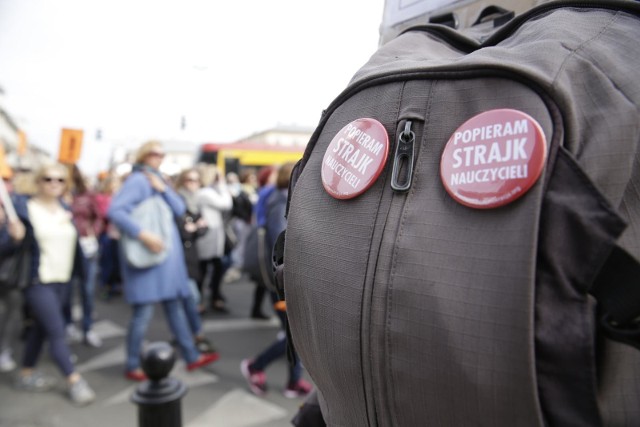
left=120, top=195, right=173, bottom=269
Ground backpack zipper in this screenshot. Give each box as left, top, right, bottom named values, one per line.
left=390, top=120, right=416, bottom=192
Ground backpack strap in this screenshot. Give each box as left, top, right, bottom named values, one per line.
left=590, top=245, right=640, bottom=350
left=272, top=229, right=286, bottom=301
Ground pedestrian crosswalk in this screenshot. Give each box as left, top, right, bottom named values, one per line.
left=0, top=280, right=307, bottom=427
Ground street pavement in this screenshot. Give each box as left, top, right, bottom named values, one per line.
left=0, top=275, right=310, bottom=427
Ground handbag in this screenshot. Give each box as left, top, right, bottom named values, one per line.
left=0, top=239, right=32, bottom=293
left=223, top=221, right=237, bottom=255
left=120, top=195, right=173, bottom=269
left=79, top=233, right=99, bottom=258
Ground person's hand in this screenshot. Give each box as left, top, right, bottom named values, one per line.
left=8, top=218, right=26, bottom=242
left=138, top=230, right=165, bottom=253
left=144, top=172, right=166, bottom=193
left=195, top=218, right=207, bottom=229
left=184, top=221, right=197, bottom=233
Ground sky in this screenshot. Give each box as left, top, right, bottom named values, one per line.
left=0, top=0, right=385, bottom=175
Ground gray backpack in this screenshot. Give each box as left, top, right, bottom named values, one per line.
left=278, top=2, right=640, bottom=426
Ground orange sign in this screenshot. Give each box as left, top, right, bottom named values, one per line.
left=58, top=128, right=84, bottom=164
left=17, top=130, right=27, bottom=156
left=0, top=145, right=12, bottom=178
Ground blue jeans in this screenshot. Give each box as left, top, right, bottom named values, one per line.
left=23, top=283, right=75, bottom=376
left=126, top=299, right=200, bottom=372
left=0, top=289, right=21, bottom=353
left=182, top=279, right=201, bottom=335
left=80, top=255, right=98, bottom=333
left=252, top=333, right=302, bottom=385
left=252, top=293, right=302, bottom=384
left=98, top=234, right=120, bottom=291
left=62, top=255, right=98, bottom=335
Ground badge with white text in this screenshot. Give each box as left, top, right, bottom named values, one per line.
left=440, top=109, right=547, bottom=209
left=321, top=118, right=389, bottom=199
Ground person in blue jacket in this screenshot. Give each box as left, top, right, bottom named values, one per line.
left=108, top=141, right=218, bottom=381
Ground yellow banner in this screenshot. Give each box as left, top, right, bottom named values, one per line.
left=58, top=128, right=84, bottom=164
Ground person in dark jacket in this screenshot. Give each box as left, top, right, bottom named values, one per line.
left=175, top=168, right=217, bottom=354
left=0, top=163, right=95, bottom=405
left=240, top=163, right=312, bottom=399
left=0, top=172, right=21, bottom=373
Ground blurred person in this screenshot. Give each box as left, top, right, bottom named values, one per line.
left=226, top=171, right=241, bottom=195
left=195, top=164, right=233, bottom=313
left=66, top=164, right=105, bottom=348
left=245, top=166, right=277, bottom=320
left=95, top=174, right=122, bottom=299
left=0, top=170, right=21, bottom=372
left=108, top=141, right=218, bottom=381
left=255, top=166, right=277, bottom=228
left=6, top=170, right=38, bottom=341
left=226, top=171, right=255, bottom=286
left=0, top=163, right=95, bottom=405
left=174, top=168, right=217, bottom=354
left=240, top=169, right=259, bottom=204
left=241, top=163, right=312, bottom=399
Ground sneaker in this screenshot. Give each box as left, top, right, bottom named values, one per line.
left=0, top=350, right=17, bottom=372
left=14, top=371, right=57, bottom=392
left=125, top=370, right=147, bottom=382
left=283, top=379, right=313, bottom=399
left=186, top=352, right=220, bottom=372
left=223, top=267, right=242, bottom=283
left=66, top=324, right=82, bottom=343
left=68, top=378, right=95, bottom=406
left=195, top=337, right=217, bottom=354
left=240, top=358, right=267, bottom=396
left=84, top=330, right=103, bottom=348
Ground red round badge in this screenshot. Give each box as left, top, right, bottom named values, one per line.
left=321, top=118, right=389, bottom=199
left=440, top=109, right=547, bottom=209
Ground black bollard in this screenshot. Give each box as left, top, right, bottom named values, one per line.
left=131, top=341, right=188, bottom=427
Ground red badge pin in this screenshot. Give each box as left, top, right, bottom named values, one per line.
left=440, top=109, right=547, bottom=209
left=321, top=118, right=389, bottom=199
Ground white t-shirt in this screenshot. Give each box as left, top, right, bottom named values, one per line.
left=27, top=200, right=77, bottom=284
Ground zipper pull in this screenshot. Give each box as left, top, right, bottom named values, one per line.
left=391, top=120, right=415, bottom=192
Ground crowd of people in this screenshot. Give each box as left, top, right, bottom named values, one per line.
left=0, top=140, right=311, bottom=406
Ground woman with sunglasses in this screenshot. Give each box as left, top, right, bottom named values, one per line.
left=0, top=163, right=96, bottom=405
left=108, top=141, right=218, bottom=382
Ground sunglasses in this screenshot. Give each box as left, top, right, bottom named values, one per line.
left=42, top=177, right=66, bottom=183
left=184, top=177, right=199, bottom=183
left=148, top=151, right=165, bottom=158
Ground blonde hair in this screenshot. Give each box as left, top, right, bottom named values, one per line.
left=34, top=162, right=69, bottom=181
left=34, top=162, right=70, bottom=193
left=134, top=140, right=163, bottom=164
left=196, top=163, right=219, bottom=187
